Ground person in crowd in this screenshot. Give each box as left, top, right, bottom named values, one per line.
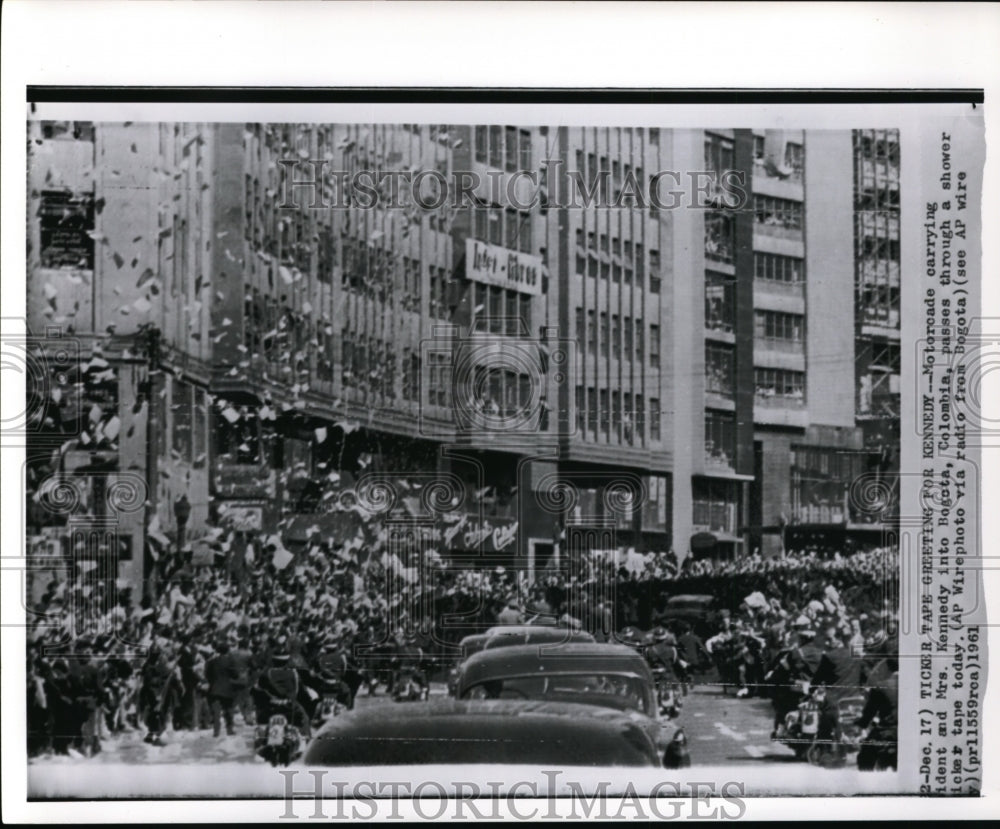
left=139, top=640, right=182, bottom=746
left=205, top=638, right=240, bottom=738
left=251, top=641, right=313, bottom=739
left=496, top=596, right=524, bottom=626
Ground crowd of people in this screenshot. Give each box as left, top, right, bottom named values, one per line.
left=25, top=528, right=898, bottom=761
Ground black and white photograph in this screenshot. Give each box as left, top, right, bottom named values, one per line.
left=2, top=2, right=997, bottom=822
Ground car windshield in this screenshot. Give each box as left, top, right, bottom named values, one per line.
left=462, top=674, right=650, bottom=714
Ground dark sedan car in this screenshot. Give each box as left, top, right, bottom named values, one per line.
left=662, top=594, right=720, bottom=635
left=447, top=627, right=595, bottom=695
left=455, top=643, right=690, bottom=768
left=303, top=699, right=663, bottom=767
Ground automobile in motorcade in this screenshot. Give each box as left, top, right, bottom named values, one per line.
left=661, top=594, right=720, bottom=635
left=302, top=699, right=663, bottom=767
left=454, top=643, right=690, bottom=768
left=446, top=633, right=494, bottom=696
left=482, top=625, right=596, bottom=650
left=446, top=627, right=596, bottom=696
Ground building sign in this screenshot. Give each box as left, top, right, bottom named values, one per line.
left=441, top=511, right=518, bottom=553
left=218, top=502, right=264, bottom=530
left=38, top=190, right=95, bottom=270
left=465, top=238, right=542, bottom=296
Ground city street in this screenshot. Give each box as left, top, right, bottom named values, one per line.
left=27, top=682, right=794, bottom=768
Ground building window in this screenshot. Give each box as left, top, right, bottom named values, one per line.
left=519, top=129, right=532, bottom=170
left=600, top=312, right=609, bottom=358
left=576, top=386, right=585, bottom=434
left=475, top=125, right=530, bottom=172
left=784, top=141, right=805, bottom=177
left=623, top=392, right=634, bottom=445
left=755, top=310, right=805, bottom=344
left=704, top=410, right=735, bottom=467
left=599, top=389, right=610, bottom=439
left=754, top=194, right=803, bottom=230
left=635, top=393, right=645, bottom=443
left=755, top=367, right=806, bottom=403
left=587, top=310, right=596, bottom=356
left=704, top=134, right=735, bottom=174
left=791, top=446, right=864, bottom=524
left=705, top=210, right=735, bottom=263
left=649, top=397, right=661, bottom=441
left=612, top=391, right=622, bottom=441
left=623, top=317, right=634, bottom=360
left=473, top=205, right=531, bottom=253
left=649, top=324, right=660, bottom=368
left=755, top=252, right=804, bottom=283
left=649, top=128, right=660, bottom=146
left=705, top=343, right=735, bottom=396
left=575, top=307, right=585, bottom=346
left=705, top=270, right=736, bottom=332
left=648, top=248, right=661, bottom=293
left=587, top=385, right=598, bottom=437
left=693, top=477, right=738, bottom=534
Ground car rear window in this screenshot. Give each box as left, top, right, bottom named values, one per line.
left=462, top=673, right=650, bottom=714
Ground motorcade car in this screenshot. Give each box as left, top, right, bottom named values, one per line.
left=303, top=698, right=664, bottom=767
left=455, top=643, right=690, bottom=768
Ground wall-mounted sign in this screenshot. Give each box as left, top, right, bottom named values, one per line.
left=218, top=502, right=264, bottom=530
left=465, top=238, right=542, bottom=296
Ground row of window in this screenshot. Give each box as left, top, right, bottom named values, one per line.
left=754, top=194, right=803, bottom=230
left=472, top=206, right=533, bottom=253
left=475, top=126, right=533, bottom=171
left=575, top=387, right=661, bottom=444
left=573, top=230, right=659, bottom=292
left=575, top=309, right=659, bottom=366
left=342, top=329, right=398, bottom=398
left=754, top=252, right=804, bottom=284
left=755, top=310, right=805, bottom=343
left=471, top=282, right=534, bottom=337
left=243, top=288, right=312, bottom=371
left=573, top=150, right=647, bottom=196
left=755, top=368, right=805, bottom=401
left=854, top=129, right=900, bottom=165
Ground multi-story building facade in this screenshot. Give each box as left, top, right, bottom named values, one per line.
left=25, top=120, right=882, bottom=596
left=852, top=129, right=901, bottom=532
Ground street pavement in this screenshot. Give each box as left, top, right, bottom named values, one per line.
left=28, top=680, right=797, bottom=767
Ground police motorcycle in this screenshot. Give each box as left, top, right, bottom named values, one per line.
left=253, top=695, right=304, bottom=767
left=651, top=667, right=683, bottom=719
left=251, top=657, right=307, bottom=767
left=775, top=680, right=865, bottom=765
left=644, top=629, right=684, bottom=719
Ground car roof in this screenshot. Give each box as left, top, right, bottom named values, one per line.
left=483, top=628, right=596, bottom=649
left=666, top=594, right=716, bottom=603
left=458, top=642, right=653, bottom=689
left=303, top=699, right=659, bottom=767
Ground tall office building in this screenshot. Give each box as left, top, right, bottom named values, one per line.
left=25, top=121, right=878, bottom=595
left=852, top=129, right=901, bottom=532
